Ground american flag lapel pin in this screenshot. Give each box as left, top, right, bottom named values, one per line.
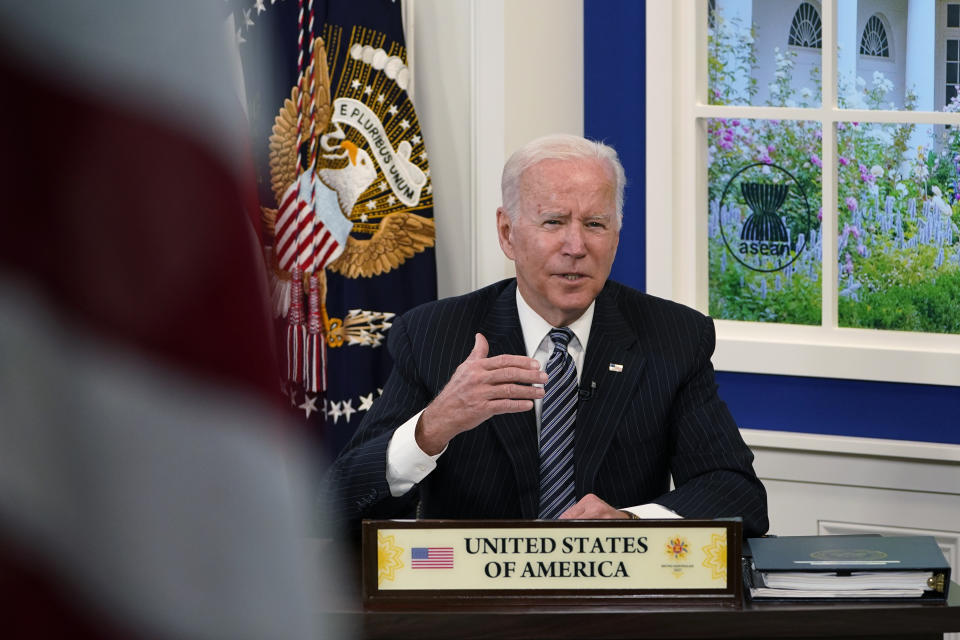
left=608, top=363, right=624, bottom=373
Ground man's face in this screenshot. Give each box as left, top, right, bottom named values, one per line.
left=497, top=157, right=620, bottom=327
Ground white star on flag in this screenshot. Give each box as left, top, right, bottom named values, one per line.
left=360, top=213, right=368, bottom=222
left=351, top=79, right=361, bottom=90
left=358, top=393, right=375, bottom=411
left=299, top=394, right=319, bottom=419
left=411, top=134, right=422, bottom=145
left=254, top=0, right=266, bottom=14
left=329, top=401, right=343, bottom=424
left=341, top=399, right=356, bottom=423
left=243, top=9, right=254, bottom=27
left=388, top=105, right=399, bottom=117
left=366, top=200, right=376, bottom=210
left=376, top=93, right=385, bottom=103
left=399, top=119, right=410, bottom=129
left=364, top=85, right=373, bottom=95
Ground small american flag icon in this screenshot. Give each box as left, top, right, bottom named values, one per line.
left=411, top=546, right=454, bottom=569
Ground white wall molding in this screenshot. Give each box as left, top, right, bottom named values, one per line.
left=742, top=428, right=960, bottom=463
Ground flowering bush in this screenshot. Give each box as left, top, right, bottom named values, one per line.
left=707, top=11, right=960, bottom=333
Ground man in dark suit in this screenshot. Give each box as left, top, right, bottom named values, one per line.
left=327, top=134, right=768, bottom=538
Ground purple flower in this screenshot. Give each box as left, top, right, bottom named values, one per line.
left=845, top=196, right=858, bottom=212
left=760, top=154, right=773, bottom=165
left=839, top=157, right=850, bottom=167
left=767, top=144, right=776, bottom=153
left=810, top=154, right=822, bottom=168
left=857, top=243, right=867, bottom=256
left=842, top=252, right=854, bottom=275
left=817, top=207, right=823, bottom=221
left=731, top=119, right=740, bottom=126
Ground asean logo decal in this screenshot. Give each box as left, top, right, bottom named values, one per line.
left=718, top=162, right=812, bottom=273
left=665, top=536, right=690, bottom=561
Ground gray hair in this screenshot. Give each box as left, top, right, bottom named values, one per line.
left=500, top=133, right=626, bottom=225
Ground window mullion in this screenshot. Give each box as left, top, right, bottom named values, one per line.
left=821, top=0, right=838, bottom=330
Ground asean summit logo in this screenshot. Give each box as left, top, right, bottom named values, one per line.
left=718, top=162, right=812, bottom=273
left=665, top=537, right=690, bottom=560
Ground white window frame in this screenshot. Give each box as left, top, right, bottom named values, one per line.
left=646, top=0, right=960, bottom=387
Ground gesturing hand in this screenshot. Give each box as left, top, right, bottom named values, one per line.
left=415, top=333, right=547, bottom=455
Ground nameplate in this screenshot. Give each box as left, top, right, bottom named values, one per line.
left=362, top=519, right=741, bottom=607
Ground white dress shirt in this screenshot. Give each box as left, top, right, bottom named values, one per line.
left=384, top=288, right=680, bottom=520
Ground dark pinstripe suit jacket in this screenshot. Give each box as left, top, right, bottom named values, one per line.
left=327, top=279, right=769, bottom=537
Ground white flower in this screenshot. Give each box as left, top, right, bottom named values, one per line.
left=856, top=76, right=866, bottom=87
left=800, top=87, right=812, bottom=98
left=769, top=84, right=781, bottom=96
left=870, top=165, right=883, bottom=177
left=932, top=185, right=943, bottom=197
left=895, top=182, right=908, bottom=196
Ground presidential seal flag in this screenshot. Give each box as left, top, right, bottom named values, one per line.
left=236, top=0, right=437, bottom=453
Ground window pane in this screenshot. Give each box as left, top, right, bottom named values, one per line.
left=708, top=1, right=821, bottom=107
left=708, top=118, right=823, bottom=325
left=948, top=62, right=959, bottom=85
left=836, top=123, right=960, bottom=334
left=949, top=4, right=960, bottom=29
left=838, top=8, right=960, bottom=112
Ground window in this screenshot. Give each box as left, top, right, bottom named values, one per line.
left=949, top=39, right=960, bottom=106
left=647, top=0, right=960, bottom=387
left=860, top=15, right=889, bottom=58
left=788, top=2, right=822, bottom=50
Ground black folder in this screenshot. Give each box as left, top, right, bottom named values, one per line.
left=744, top=535, right=951, bottom=602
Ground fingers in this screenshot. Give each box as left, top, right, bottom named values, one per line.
left=466, top=333, right=489, bottom=360
left=558, top=494, right=628, bottom=520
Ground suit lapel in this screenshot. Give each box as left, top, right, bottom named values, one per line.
left=479, top=281, right=540, bottom=519
left=574, top=284, right=646, bottom=497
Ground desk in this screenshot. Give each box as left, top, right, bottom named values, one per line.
left=328, top=582, right=960, bottom=640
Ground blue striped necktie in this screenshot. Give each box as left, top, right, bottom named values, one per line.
left=538, top=327, right=578, bottom=519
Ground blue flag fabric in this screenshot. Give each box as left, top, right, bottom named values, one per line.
left=236, top=0, right=437, bottom=454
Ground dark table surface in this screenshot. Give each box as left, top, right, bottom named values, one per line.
left=323, top=582, right=960, bottom=640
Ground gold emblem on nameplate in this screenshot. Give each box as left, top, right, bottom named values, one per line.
left=701, top=532, right=727, bottom=581
left=377, top=531, right=405, bottom=585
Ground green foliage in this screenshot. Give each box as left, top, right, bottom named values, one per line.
left=709, top=256, right=821, bottom=325
left=839, top=268, right=960, bottom=333
left=707, top=12, right=960, bottom=334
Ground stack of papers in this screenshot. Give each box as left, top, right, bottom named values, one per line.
left=751, top=571, right=934, bottom=599
left=745, top=535, right=951, bottom=601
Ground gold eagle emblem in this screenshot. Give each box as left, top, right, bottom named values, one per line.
left=261, top=38, right=435, bottom=343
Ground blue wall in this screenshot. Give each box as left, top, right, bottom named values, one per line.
left=583, top=0, right=960, bottom=445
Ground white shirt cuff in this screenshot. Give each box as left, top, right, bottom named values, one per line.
left=622, top=503, right=683, bottom=519
left=385, top=411, right=444, bottom=497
